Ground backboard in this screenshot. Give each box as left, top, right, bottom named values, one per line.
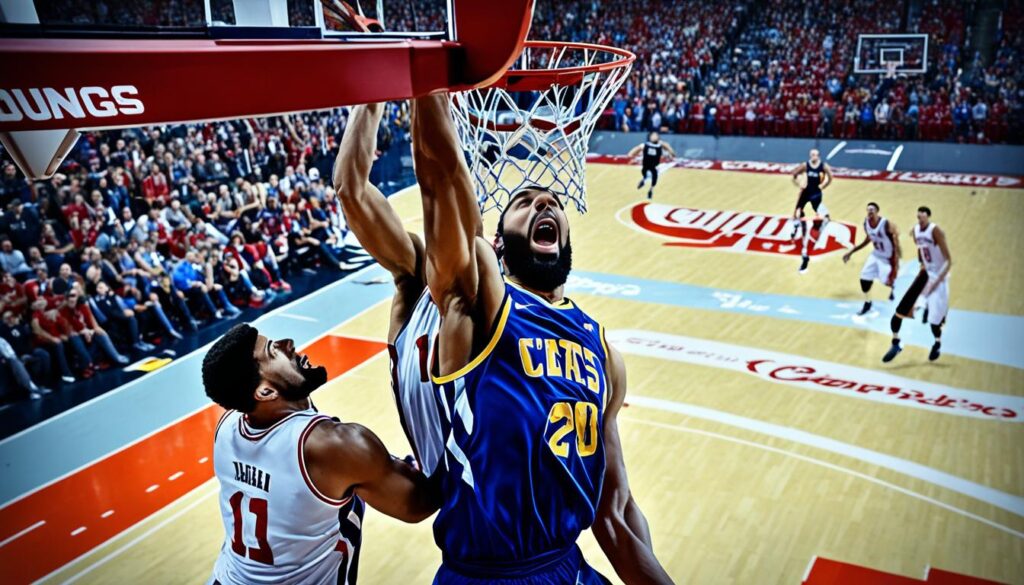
left=854, top=34, right=928, bottom=75
left=0, top=0, right=533, bottom=179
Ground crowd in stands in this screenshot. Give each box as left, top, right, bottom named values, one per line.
left=533, top=0, right=1022, bottom=143
left=0, top=104, right=411, bottom=403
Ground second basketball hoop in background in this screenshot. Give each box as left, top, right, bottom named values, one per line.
left=449, top=40, right=635, bottom=214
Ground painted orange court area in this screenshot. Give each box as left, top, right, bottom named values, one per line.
left=0, top=335, right=386, bottom=585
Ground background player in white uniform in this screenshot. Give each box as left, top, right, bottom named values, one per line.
left=628, top=131, right=676, bottom=200
left=883, top=206, right=953, bottom=362
left=842, top=202, right=900, bottom=315
left=333, top=102, right=445, bottom=477
left=202, top=324, right=439, bottom=585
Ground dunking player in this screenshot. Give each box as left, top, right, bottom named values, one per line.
left=790, top=148, right=834, bottom=273
left=883, top=206, right=953, bottom=362
left=628, top=131, right=676, bottom=199
left=202, top=324, right=438, bottom=584
left=413, top=93, right=672, bottom=583
left=331, top=101, right=446, bottom=482
left=842, top=202, right=900, bottom=315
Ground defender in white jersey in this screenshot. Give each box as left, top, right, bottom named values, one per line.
left=883, top=206, right=953, bottom=362
left=202, top=324, right=439, bottom=585
left=333, top=102, right=446, bottom=478
left=843, top=202, right=901, bottom=315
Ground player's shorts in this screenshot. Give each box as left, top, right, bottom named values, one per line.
left=923, top=277, right=949, bottom=326
left=796, top=188, right=823, bottom=214
left=860, top=254, right=894, bottom=284
left=895, top=271, right=949, bottom=325
left=642, top=164, right=659, bottom=186
left=433, top=545, right=610, bottom=585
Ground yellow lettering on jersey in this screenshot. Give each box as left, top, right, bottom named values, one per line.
left=519, top=338, right=543, bottom=377
left=547, top=401, right=573, bottom=457
left=558, top=339, right=584, bottom=384
left=545, top=339, right=563, bottom=378
left=583, top=348, right=600, bottom=393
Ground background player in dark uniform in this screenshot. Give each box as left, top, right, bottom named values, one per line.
left=412, top=93, right=673, bottom=584
left=790, top=148, right=834, bottom=273
left=629, top=131, right=676, bottom=199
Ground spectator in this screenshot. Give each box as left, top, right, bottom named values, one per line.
left=29, top=297, right=84, bottom=382
left=0, top=238, right=33, bottom=280
left=87, top=280, right=159, bottom=352
left=59, top=286, right=130, bottom=367
left=0, top=310, right=54, bottom=397
left=171, top=251, right=241, bottom=321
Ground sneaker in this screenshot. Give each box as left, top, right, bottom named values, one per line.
left=798, top=256, right=809, bottom=273
left=929, top=342, right=941, bottom=361
left=134, top=342, right=156, bottom=352
left=188, top=319, right=201, bottom=331
left=81, top=366, right=95, bottom=379
left=637, top=179, right=645, bottom=189
left=301, top=267, right=317, bottom=276
left=278, top=281, right=292, bottom=293
left=647, top=189, right=654, bottom=199
left=168, top=329, right=184, bottom=340
left=224, top=311, right=241, bottom=320
left=921, top=308, right=929, bottom=324
left=35, top=386, right=53, bottom=396
left=215, top=310, right=224, bottom=320
left=857, top=301, right=873, bottom=316
left=115, top=355, right=130, bottom=366
left=61, top=375, right=76, bottom=384
left=882, top=341, right=902, bottom=363
left=889, top=290, right=895, bottom=301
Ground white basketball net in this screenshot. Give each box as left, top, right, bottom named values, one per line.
left=449, top=42, right=633, bottom=214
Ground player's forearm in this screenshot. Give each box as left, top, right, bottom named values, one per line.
left=411, top=95, right=480, bottom=238
left=333, top=104, right=382, bottom=194
left=594, top=512, right=674, bottom=584
left=624, top=496, right=654, bottom=547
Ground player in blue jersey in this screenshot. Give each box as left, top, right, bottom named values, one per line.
left=411, top=94, right=673, bottom=584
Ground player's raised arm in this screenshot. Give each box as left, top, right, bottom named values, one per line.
left=304, top=421, right=439, bottom=523
left=627, top=144, right=644, bottom=158
left=333, top=103, right=419, bottom=278
left=411, top=94, right=504, bottom=333
left=593, top=346, right=675, bottom=585
left=661, top=141, right=676, bottom=159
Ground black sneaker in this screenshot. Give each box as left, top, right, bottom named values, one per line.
left=889, top=290, right=895, bottom=301
left=857, top=301, right=873, bottom=316
left=882, top=341, right=902, bottom=363
left=921, top=308, right=929, bottom=324
left=929, top=342, right=941, bottom=361
left=798, top=256, right=809, bottom=273
left=647, top=190, right=654, bottom=199
left=637, top=179, right=645, bottom=190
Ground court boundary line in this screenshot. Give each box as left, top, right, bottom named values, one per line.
left=52, top=482, right=219, bottom=585
left=0, top=184, right=416, bottom=450
left=628, top=395, right=1024, bottom=516
left=623, top=417, right=1024, bottom=540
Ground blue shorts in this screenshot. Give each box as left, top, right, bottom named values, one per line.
left=433, top=545, right=610, bottom=585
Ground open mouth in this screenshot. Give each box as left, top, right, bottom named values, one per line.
left=298, top=354, right=313, bottom=370
left=531, top=216, right=559, bottom=253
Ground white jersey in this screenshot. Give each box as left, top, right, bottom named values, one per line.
left=913, top=222, right=947, bottom=278
left=864, top=216, right=894, bottom=260
left=211, top=408, right=364, bottom=585
left=388, top=289, right=445, bottom=477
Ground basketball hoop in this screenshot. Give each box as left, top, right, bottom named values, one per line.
left=450, top=40, right=635, bottom=214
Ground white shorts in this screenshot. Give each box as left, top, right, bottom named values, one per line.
left=860, top=254, right=893, bottom=284
left=923, top=277, right=949, bottom=326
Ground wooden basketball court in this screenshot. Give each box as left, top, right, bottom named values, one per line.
left=33, top=163, right=1024, bottom=584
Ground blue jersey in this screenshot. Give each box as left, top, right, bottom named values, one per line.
left=431, top=281, right=609, bottom=577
